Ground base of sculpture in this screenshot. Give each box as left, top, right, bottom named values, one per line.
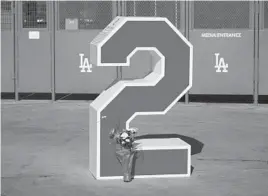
left=96, top=138, right=191, bottom=180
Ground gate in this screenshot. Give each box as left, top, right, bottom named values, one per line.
left=259, top=1, right=268, bottom=102
left=16, top=1, right=52, bottom=99
left=54, top=1, right=118, bottom=98
left=189, top=1, right=255, bottom=101
left=1, top=1, right=14, bottom=96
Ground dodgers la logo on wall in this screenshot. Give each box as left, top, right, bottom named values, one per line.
left=215, top=53, right=228, bottom=73
left=89, top=17, right=193, bottom=179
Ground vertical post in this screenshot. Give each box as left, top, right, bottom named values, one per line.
left=118, top=0, right=124, bottom=80
left=184, top=0, right=190, bottom=104
left=121, top=0, right=125, bottom=79
left=154, top=0, right=157, bottom=17
left=14, top=1, right=19, bottom=101
left=51, top=1, right=56, bottom=102
left=175, top=0, right=178, bottom=29
left=114, top=1, right=122, bottom=81
left=253, top=1, right=260, bottom=105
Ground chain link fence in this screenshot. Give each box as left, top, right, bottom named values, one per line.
left=58, top=1, right=113, bottom=30
left=22, top=1, right=47, bottom=28
left=126, top=1, right=134, bottom=16
left=126, top=0, right=179, bottom=28
left=194, top=1, right=250, bottom=29
left=265, top=1, right=268, bottom=29
left=156, top=1, right=180, bottom=28
left=135, top=0, right=156, bottom=17
left=1, top=0, right=12, bottom=31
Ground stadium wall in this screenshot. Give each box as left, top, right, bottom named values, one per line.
left=1, top=1, right=267, bottom=103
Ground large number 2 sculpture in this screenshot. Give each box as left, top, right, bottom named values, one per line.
left=89, top=17, right=193, bottom=179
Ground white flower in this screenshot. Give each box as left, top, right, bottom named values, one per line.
left=120, top=132, right=128, bottom=139
left=125, top=138, right=130, bottom=143
left=129, top=127, right=138, bottom=133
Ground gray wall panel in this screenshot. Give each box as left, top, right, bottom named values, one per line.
left=259, top=30, right=268, bottom=95
left=189, top=30, right=254, bottom=95
left=18, top=31, right=51, bottom=92
left=122, top=51, right=153, bottom=80
left=55, top=31, right=117, bottom=94
left=1, top=32, right=14, bottom=92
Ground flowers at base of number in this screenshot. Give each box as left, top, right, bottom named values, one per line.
left=109, top=127, right=138, bottom=150
left=109, top=127, right=139, bottom=182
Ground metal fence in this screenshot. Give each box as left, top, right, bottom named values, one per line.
left=1, top=1, right=267, bottom=102
left=58, top=1, right=113, bottom=30
left=193, top=1, right=250, bottom=29
left=126, top=0, right=179, bottom=28
left=126, top=1, right=135, bottom=16
left=156, top=1, right=180, bottom=28
left=265, top=1, right=268, bottom=28
left=135, top=0, right=155, bottom=16
left=1, top=1, right=12, bottom=30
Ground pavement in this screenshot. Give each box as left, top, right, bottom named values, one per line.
left=1, top=100, right=268, bottom=196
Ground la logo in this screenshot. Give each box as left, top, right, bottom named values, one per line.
left=214, top=53, right=228, bottom=73
left=79, top=53, right=92, bottom=72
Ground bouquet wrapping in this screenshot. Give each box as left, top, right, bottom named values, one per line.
left=109, top=127, right=138, bottom=182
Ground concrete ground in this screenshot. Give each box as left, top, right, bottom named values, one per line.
left=1, top=100, right=268, bottom=196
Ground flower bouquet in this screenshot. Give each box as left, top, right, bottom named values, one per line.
left=109, top=127, right=138, bottom=182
